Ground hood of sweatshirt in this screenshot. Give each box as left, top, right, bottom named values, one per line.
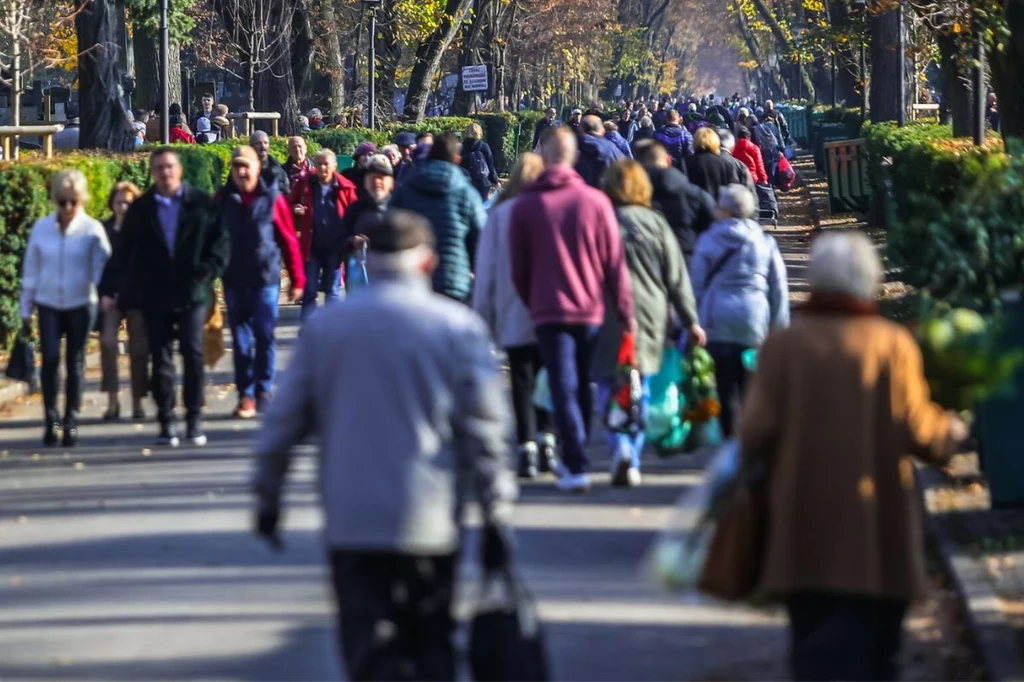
left=656, top=124, right=688, bottom=143
left=577, top=133, right=619, bottom=162
left=704, top=217, right=762, bottom=250
left=406, top=159, right=467, bottom=196
left=522, top=164, right=585, bottom=194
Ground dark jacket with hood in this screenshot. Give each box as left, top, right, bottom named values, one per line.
left=389, top=159, right=487, bottom=301
left=260, top=155, right=291, bottom=196
left=644, top=164, right=717, bottom=258
left=532, top=117, right=561, bottom=149
left=460, top=138, right=500, bottom=200
left=604, top=129, right=633, bottom=159
left=687, top=150, right=742, bottom=200
left=575, top=134, right=625, bottom=188
left=654, top=124, right=693, bottom=172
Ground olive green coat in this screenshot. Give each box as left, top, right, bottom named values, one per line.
left=593, top=205, right=698, bottom=378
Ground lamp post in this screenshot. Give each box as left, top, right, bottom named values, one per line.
left=897, top=0, right=906, bottom=126
left=767, top=53, right=778, bottom=101
left=973, top=11, right=986, bottom=146
left=363, top=0, right=381, bottom=129
left=159, top=0, right=169, bottom=143
left=793, top=29, right=804, bottom=102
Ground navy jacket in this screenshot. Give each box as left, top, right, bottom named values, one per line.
left=575, top=134, right=625, bottom=188
left=220, top=180, right=283, bottom=289
left=654, top=124, right=693, bottom=172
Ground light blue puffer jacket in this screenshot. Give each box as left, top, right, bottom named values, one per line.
left=690, top=217, right=790, bottom=348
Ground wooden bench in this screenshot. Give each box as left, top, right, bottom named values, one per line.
left=227, top=112, right=281, bottom=138
left=824, top=138, right=870, bottom=213
left=0, top=124, right=65, bottom=160
left=912, top=103, right=940, bottom=121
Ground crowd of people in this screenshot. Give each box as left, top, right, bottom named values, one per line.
left=15, top=97, right=971, bottom=681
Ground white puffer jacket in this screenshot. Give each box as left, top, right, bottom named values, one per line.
left=19, top=211, right=111, bottom=318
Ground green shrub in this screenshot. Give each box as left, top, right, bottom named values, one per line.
left=515, top=110, right=547, bottom=154
left=306, top=128, right=390, bottom=155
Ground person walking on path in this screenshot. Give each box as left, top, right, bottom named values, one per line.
left=509, top=127, right=634, bottom=493
left=219, top=146, right=306, bottom=419
left=687, top=127, right=741, bottom=200
left=733, top=126, right=769, bottom=185
left=252, top=209, right=517, bottom=681
left=460, top=122, right=500, bottom=201
left=740, top=231, right=969, bottom=682
left=103, top=148, right=230, bottom=447
left=532, top=108, right=561, bottom=150
left=603, top=120, right=633, bottom=158
left=690, top=184, right=788, bottom=437
left=630, top=116, right=655, bottom=152
left=389, top=132, right=486, bottom=303
left=339, top=154, right=395, bottom=241
left=575, top=115, right=625, bottom=188
left=98, top=181, right=149, bottom=422
left=21, top=170, right=111, bottom=447
left=653, top=109, right=693, bottom=172
left=283, top=136, right=315, bottom=189
left=341, top=142, right=377, bottom=198
left=473, top=152, right=559, bottom=480
left=594, top=160, right=705, bottom=487
left=717, top=129, right=758, bottom=199
left=289, top=149, right=360, bottom=318
left=249, top=131, right=290, bottom=195
left=634, top=140, right=716, bottom=263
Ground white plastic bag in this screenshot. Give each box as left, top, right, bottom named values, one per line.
left=645, top=440, right=741, bottom=591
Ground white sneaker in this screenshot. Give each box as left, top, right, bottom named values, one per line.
left=611, top=442, right=633, bottom=487
left=626, top=467, right=642, bottom=487
left=556, top=470, right=591, bottom=493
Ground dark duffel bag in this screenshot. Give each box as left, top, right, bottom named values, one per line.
left=469, top=567, right=550, bottom=681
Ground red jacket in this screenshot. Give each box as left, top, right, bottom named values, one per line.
left=508, top=164, right=634, bottom=327
left=288, top=171, right=359, bottom=262
left=170, top=126, right=197, bottom=145
left=733, top=138, right=768, bottom=185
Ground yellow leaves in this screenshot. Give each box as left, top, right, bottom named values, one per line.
left=953, top=22, right=963, bottom=34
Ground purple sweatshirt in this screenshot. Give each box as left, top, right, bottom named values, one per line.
left=508, top=165, right=634, bottom=327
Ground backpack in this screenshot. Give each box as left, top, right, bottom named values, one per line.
left=756, top=122, right=780, bottom=157
left=468, top=146, right=490, bottom=192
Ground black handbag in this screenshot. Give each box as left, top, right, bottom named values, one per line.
left=5, top=327, right=37, bottom=389
left=468, top=567, right=550, bottom=682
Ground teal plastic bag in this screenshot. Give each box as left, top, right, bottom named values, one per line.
left=533, top=368, right=553, bottom=412
left=347, top=245, right=369, bottom=291
left=646, top=347, right=684, bottom=442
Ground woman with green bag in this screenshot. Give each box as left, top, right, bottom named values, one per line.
left=593, top=160, right=706, bottom=486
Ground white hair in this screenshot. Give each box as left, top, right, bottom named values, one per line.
left=718, top=184, right=756, bottom=220
left=717, top=129, right=736, bottom=152
left=314, top=148, right=337, bottom=164
left=51, top=168, right=89, bottom=204
left=808, top=232, right=883, bottom=301
left=381, top=144, right=400, bottom=156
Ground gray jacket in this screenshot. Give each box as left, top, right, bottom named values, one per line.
left=690, top=217, right=789, bottom=348
left=472, top=198, right=535, bottom=348
left=253, top=268, right=517, bottom=554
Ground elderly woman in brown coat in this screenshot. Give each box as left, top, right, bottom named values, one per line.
left=739, top=231, right=968, bottom=681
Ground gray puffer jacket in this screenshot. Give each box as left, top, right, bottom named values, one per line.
left=690, top=217, right=789, bottom=348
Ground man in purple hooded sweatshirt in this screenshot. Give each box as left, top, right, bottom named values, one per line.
left=508, top=126, right=635, bottom=493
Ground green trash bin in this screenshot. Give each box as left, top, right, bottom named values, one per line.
left=976, top=299, right=1024, bottom=507
left=812, top=119, right=862, bottom=172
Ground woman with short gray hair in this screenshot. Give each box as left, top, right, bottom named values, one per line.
left=739, top=230, right=968, bottom=680
left=20, top=169, right=111, bottom=446
left=689, top=183, right=788, bottom=436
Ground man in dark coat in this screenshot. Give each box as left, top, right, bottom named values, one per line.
left=574, top=115, right=625, bottom=188
left=250, top=130, right=290, bottom=195
left=653, top=109, right=693, bottom=173
left=532, top=108, right=561, bottom=149
left=100, top=148, right=230, bottom=447
left=634, top=140, right=717, bottom=261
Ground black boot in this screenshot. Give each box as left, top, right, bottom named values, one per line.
left=62, top=412, right=79, bottom=448
left=43, top=413, right=61, bottom=447
left=517, top=443, right=539, bottom=480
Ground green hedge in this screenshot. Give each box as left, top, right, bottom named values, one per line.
left=862, top=122, right=1021, bottom=310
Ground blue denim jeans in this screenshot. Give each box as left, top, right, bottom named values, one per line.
left=302, top=252, right=343, bottom=319
left=596, top=376, right=651, bottom=469
left=224, top=284, right=280, bottom=400
left=535, top=324, right=600, bottom=475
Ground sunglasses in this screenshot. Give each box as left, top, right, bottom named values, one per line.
left=57, top=199, right=79, bottom=208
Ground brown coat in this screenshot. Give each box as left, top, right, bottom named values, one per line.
left=740, top=311, right=955, bottom=603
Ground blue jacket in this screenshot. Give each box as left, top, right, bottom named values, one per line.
left=220, top=180, right=282, bottom=289
left=654, top=124, right=693, bottom=171
left=690, top=217, right=790, bottom=348
left=389, top=160, right=487, bottom=301
left=604, top=130, right=633, bottom=159
left=575, top=134, right=625, bottom=188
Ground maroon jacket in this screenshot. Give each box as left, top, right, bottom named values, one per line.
left=288, top=171, right=359, bottom=262
left=508, top=165, right=634, bottom=327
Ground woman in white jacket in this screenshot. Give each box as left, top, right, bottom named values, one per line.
left=472, top=153, right=557, bottom=479
left=20, top=169, right=111, bottom=447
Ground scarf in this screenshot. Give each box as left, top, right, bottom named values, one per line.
left=802, top=291, right=878, bottom=317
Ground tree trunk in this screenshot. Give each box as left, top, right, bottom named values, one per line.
left=869, top=3, right=902, bottom=123
left=373, top=4, right=401, bottom=122
left=10, top=0, right=20, bottom=159
left=936, top=33, right=972, bottom=137
left=255, top=32, right=298, bottom=134
left=323, top=2, right=346, bottom=111
left=403, top=0, right=473, bottom=121
left=291, top=0, right=314, bottom=108
left=990, top=0, right=1024, bottom=141
left=76, top=0, right=135, bottom=151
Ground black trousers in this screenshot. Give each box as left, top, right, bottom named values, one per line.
left=144, top=305, right=206, bottom=427
left=506, top=344, right=553, bottom=445
left=37, top=305, right=91, bottom=424
left=787, top=592, right=908, bottom=681
left=329, top=550, right=457, bottom=682
left=707, top=341, right=748, bottom=438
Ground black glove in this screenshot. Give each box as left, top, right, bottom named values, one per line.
left=255, top=507, right=282, bottom=551
left=482, top=524, right=512, bottom=573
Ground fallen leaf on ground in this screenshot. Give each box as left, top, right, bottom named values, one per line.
left=73, top=462, right=84, bottom=470
left=141, top=448, right=152, bottom=457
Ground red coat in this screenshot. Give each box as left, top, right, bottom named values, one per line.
left=733, top=138, right=768, bottom=185
left=170, top=126, right=197, bottom=145
left=288, top=171, right=359, bottom=262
